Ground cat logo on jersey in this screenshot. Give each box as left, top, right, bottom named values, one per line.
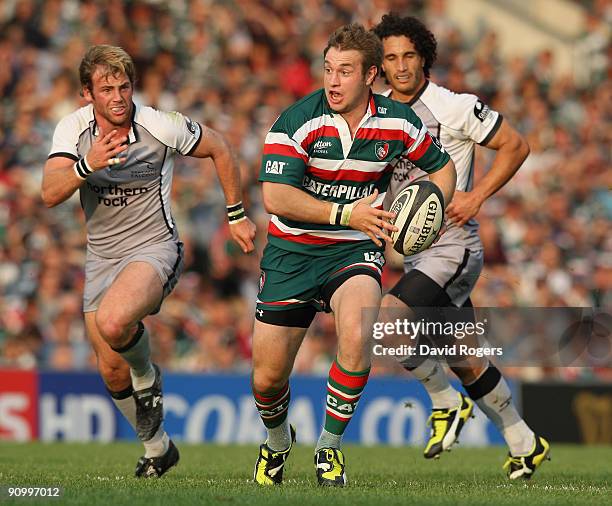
left=259, top=271, right=266, bottom=293
left=375, top=141, right=389, bottom=160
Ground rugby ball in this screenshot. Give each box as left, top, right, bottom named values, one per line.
left=389, top=181, right=444, bottom=256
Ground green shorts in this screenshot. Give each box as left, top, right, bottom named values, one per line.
left=256, top=243, right=385, bottom=328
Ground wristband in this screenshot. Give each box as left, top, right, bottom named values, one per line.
left=340, top=203, right=353, bottom=226
left=329, top=203, right=347, bottom=225
left=335, top=204, right=344, bottom=225
left=227, top=201, right=246, bottom=224
left=329, top=203, right=339, bottom=225
left=73, top=156, right=93, bottom=180
left=229, top=215, right=247, bottom=224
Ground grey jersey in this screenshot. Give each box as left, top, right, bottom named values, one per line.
left=48, top=104, right=202, bottom=258
left=384, top=81, right=503, bottom=252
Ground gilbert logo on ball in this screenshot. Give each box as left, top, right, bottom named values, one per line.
left=389, top=181, right=444, bottom=256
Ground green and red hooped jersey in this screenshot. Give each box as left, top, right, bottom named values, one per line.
left=259, top=88, right=450, bottom=256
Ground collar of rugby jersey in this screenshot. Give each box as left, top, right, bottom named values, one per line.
left=324, top=91, right=378, bottom=158
left=407, top=79, right=429, bottom=106
left=90, top=101, right=139, bottom=145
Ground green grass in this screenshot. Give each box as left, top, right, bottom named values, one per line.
left=0, top=443, right=610, bottom=505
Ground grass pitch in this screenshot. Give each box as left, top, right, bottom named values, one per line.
left=0, top=442, right=609, bottom=505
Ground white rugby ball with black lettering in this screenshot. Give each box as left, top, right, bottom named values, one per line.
left=389, top=181, right=444, bottom=256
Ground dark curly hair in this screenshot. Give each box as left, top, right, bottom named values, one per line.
left=372, top=13, right=437, bottom=78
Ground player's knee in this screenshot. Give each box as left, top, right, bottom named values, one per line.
left=380, top=293, right=408, bottom=310
left=380, top=294, right=394, bottom=309
left=251, top=369, right=288, bottom=394
left=95, top=311, right=130, bottom=347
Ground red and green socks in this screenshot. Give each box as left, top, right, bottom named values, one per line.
left=317, top=359, right=370, bottom=451
left=253, top=382, right=291, bottom=451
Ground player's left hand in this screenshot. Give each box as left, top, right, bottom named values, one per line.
left=229, top=217, right=256, bottom=253
left=348, top=189, right=398, bottom=247
left=445, top=190, right=483, bottom=227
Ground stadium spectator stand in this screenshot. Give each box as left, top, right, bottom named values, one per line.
left=0, top=0, right=609, bottom=380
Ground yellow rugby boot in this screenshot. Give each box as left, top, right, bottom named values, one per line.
left=314, top=447, right=346, bottom=487
left=253, top=425, right=296, bottom=485
left=503, top=436, right=551, bottom=480
left=424, top=393, right=474, bottom=459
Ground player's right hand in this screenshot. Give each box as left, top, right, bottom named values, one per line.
left=348, top=189, right=398, bottom=247
left=86, top=130, right=128, bottom=171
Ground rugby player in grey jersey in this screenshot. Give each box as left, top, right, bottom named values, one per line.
left=42, top=45, right=256, bottom=478
left=373, top=14, right=549, bottom=479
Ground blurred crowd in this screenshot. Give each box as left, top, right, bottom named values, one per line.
left=0, top=0, right=610, bottom=380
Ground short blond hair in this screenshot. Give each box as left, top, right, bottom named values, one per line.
left=79, top=45, right=136, bottom=94
left=324, top=23, right=383, bottom=76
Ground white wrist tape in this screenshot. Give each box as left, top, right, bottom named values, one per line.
left=340, top=203, right=354, bottom=226
left=330, top=203, right=340, bottom=225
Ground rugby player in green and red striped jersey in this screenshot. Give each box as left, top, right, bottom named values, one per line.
left=251, top=23, right=456, bottom=487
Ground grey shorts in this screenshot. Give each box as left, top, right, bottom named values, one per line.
left=83, top=241, right=184, bottom=313
left=404, top=245, right=484, bottom=307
